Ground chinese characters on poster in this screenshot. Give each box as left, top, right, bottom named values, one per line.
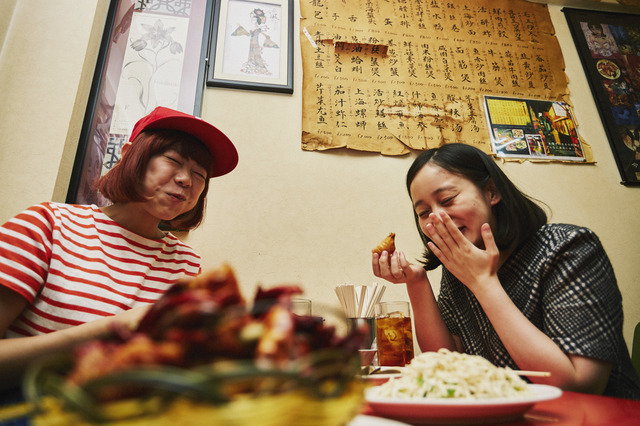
left=300, top=0, right=571, bottom=156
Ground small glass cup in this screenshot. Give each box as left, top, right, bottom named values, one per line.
left=346, top=317, right=377, bottom=367
left=346, top=317, right=376, bottom=348
left=291, top=298, right=312, bottom=316
left=375, top=301, right=414, bottom=366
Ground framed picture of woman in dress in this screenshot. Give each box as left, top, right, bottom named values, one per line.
left=207, top=0, right=294, bottom=94
left=564, top=7, right=640, bottom=186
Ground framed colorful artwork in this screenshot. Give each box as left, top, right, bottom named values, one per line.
left=564, top=7, right=640, bottom=186
left=206, top=0, right=294, bottom=93
left=483, top=96, right=586, bottom=162
left=67, top=0, right=213, bottom=204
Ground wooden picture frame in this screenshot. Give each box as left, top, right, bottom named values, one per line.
left=564, top=7, right=640, bottom=186
left=67, top=0, right=213, bottom=204
left=206, top=0, right=294, bottom=94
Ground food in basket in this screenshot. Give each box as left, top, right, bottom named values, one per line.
left=372, top=233, right=396, bottom=256
left=369, top=349, right=532, bottom=399
left=25, top=263, right=367, bottom=425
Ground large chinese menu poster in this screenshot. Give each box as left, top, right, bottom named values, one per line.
left=300, top=0, right=570, bottom=156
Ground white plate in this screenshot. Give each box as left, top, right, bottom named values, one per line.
left=348, top=414, right=411, bottom=426
left=365, top=384, right=562, bottom=425
left=359, top=366, right=405, bottom=380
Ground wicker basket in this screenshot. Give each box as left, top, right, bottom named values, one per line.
left=22, top=266, right=370, bottom=425
left=28, top=383, right=366, bottom=426
left=24, top=348, right=365, bottom=425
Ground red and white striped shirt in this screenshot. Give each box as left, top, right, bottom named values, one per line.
left=0, top=202, right=201, bottom=337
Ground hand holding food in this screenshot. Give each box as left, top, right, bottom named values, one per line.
left=372, top=232, right=396, bottom=256
left=372, top=241, right=428, bottom=286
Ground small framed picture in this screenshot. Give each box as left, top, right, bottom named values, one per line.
left=207, top=0, right=293, bottom=94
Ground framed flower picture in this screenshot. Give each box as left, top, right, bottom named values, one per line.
left=67, top=0, right=213, bottom=204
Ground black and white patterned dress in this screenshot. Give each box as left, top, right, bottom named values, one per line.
left=437, top=223, right=640, bottom=400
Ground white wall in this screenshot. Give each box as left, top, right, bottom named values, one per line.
left=0, top=1, right=638, bottom=350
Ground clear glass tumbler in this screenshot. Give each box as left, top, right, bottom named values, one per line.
left=375, top=301, right=414, bottom=366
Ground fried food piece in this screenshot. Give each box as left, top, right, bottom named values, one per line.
left=136, top=262, right=244, bottom=336
left=67, top=335, right=184, bottom=387
left=60, top=260, right=370, bottom=406
left=372, top=232, right=396, bottom=255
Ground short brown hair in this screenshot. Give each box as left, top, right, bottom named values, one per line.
left=95, top=129, right=213, bottom=229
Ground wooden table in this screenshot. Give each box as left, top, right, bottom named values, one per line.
left=361, top=389, right=640, bottom=425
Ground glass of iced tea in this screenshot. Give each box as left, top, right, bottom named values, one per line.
left=375, top=301, right=414, bottom=366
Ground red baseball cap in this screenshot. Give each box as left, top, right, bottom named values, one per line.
left=129, top=106, right=238, bottom=178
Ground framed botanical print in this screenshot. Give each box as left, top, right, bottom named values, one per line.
left=67, top=0, right=213, bottom=204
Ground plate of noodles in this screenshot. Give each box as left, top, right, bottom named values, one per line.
left=365, top=349, right=562, bottom=424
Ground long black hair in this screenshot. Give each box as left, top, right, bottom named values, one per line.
left=406, top=143, right=548, bottom=270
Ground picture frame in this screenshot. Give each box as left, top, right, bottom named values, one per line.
left=563, top=7, right=640, bottom=186
left=67, top=0, right=213, bottom=205
left=206, top=0, right=294, bottom=94
left=483, top=96, right=586, bottom=162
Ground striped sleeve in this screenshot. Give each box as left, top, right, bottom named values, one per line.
left=2, top=203, right=201, bottom=337
left=0, top=203, right=56, bottom=301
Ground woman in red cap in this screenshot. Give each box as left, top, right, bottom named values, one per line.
left=0, top=107, right=238, bottom=395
